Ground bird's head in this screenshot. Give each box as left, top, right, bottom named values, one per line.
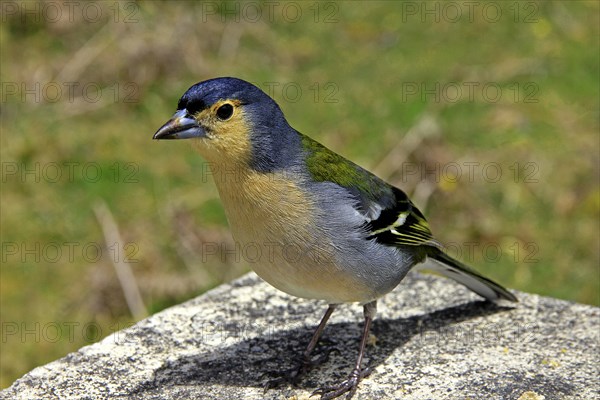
left=153, top=77, right=296, bottom=171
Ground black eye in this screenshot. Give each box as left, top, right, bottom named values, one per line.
left=216, top=104, right=234, bottom=120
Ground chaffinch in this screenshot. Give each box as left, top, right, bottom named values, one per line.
left=153, top=77, right=517, bottom=399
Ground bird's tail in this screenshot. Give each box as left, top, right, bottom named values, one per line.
left=422, top=248, right=518, bottom=302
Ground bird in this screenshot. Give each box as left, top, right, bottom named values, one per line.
left=153, top=77, right=518, bottom=399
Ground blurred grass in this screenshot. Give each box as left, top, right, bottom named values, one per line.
left=1, top=0, right=598, bottom=389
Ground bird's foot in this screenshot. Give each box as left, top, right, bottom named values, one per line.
left=311, top=366, right=372, bottom=400
left=263, top=346, right=339, bottom=390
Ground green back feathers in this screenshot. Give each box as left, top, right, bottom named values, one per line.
left=300, top=134, right=388, bottom=199
left=300, top=134, right=438, bottom=249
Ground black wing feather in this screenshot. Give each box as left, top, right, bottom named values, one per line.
left=366, top=187, right=440, bottom=249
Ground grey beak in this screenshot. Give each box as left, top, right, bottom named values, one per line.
left=153, top=109, right=206, bottom=140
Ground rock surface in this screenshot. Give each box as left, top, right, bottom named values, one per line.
left=2, top=272, right=599, bottom=399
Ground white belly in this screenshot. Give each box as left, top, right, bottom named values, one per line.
left=213, top=170, right=374, bottom=303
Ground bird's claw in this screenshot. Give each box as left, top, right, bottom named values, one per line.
left=311, top=366, right=372, bottom=400
left=263, top=346, right=339, bottom=391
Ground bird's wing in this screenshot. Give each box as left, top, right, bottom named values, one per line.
left=300, top=134, right=517, bottom=302
left=300, top=134, right=441, bottom=249
left=363, top=186, right=442, bottom=249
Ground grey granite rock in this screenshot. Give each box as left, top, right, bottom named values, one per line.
left=2, top=272, right=599, bottom=399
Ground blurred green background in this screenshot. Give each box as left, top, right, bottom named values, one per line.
left=1, top=0, right=598, bottom=389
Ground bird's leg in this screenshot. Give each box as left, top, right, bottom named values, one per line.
left=296, top=304, right=338, bottom=374
left=313, top=301, right=377, bottom=400
left=264, top=304, right=337, bottom=388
